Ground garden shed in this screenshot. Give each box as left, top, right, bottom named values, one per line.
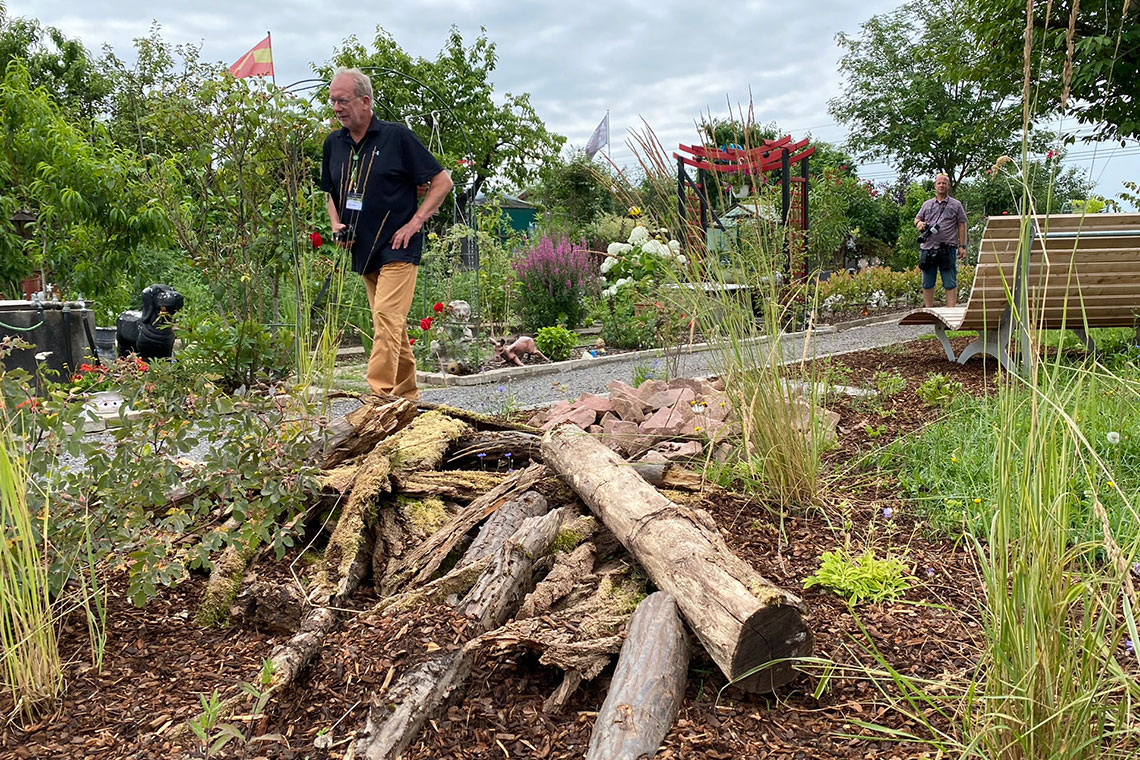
left=474, top=192, right=539, bottom=235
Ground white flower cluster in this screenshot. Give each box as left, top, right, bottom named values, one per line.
left=601, top=277, right=632, bottom=299
left=628, top=225, right=650, bottom=245
left=869, top=289, right=889, bottom=308
left=823, top=293, right=845, bottom=312
left=599, top=225, right=686, bottom=295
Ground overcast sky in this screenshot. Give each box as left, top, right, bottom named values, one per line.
left=8, top=0, right=1138, bottom=208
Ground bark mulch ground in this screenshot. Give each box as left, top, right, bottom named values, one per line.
left=6, top=336, right=1003, bottom=760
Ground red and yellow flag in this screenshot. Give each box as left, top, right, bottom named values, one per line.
left=229, top=34, right=274, bottom=78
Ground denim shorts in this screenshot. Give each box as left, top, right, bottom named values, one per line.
left=921, top=248, right=957, bottom=291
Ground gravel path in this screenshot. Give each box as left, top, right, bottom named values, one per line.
left=329, top=316, right=933, bottom=418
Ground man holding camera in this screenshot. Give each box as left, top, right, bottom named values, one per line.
left=914, top=173, right=968, bottom=308
left=321, top=67, right=453, bottom=400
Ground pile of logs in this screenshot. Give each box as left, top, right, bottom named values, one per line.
left=177, top=394, right=813, bottom=759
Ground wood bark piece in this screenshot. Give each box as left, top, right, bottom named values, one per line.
left=457, top=490, right=548, bottom=569
left=353, top=649, right=473, bottom=760
left=455, top=507, right=566, bottom=630
left=542, top=424, right=812, bottom=693
left=585, top=592, right=690, bottom=760
left=517, top=538, right=597, bottom=620
left=382, top=463, right=547, bottom=595
left=229, top=577, right=306, bottom=634
left=629, top=461, right=708, bottom=491
left=195, top=524, right=259, bottom=627
left=317, top=396, right=417, bottom=468
left=353, top=508, right=566, bottom=760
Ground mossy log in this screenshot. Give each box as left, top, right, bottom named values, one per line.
left=585, top=592, right=690, bottom=760
left=381, top=463, right=548, bottom=596
left=195, top=532, right=259, bottom=627
left=392, top=469, right=506, bottom=500
left=372, top=392, right=542, bottom=434
left=317, top=396, right=418, bottom=468
left=542, top=424, right=812, bottom=693
left=353, top=508, right=567, bottom=760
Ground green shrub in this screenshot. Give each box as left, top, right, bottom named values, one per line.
left=803, top=546, right=911, bottom=605
left=177, top=315, right=294, bottom=391
left=601, top=287, right=656, bottom=350
left=535, top=325, right=577, bottom=362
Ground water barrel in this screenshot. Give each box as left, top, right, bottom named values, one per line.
left=0, top=300, right=98, bottom=380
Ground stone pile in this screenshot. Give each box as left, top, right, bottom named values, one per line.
left=528, top=378, right=737, bottom=464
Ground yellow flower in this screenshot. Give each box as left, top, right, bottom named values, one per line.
left=1108, top=481, right=1116, bottom=488
left=951, top=455, right=957, bottom=463
left=974, top=498, right=982, bottom=504
left=628, top=205, right=642, bottom=218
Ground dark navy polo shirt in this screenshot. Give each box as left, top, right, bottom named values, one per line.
left=320, top=116, right=444, bottom=274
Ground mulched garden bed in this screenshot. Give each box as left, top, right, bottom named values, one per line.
left=6, top=336, right=1001, bottom=760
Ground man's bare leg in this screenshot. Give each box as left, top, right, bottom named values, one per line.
left=923, top=288, right=935, bottom=308
left=945, top=287, right=958, bottom=308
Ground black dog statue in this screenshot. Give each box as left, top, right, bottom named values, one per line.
left=116, top=284, right=184, bottom=359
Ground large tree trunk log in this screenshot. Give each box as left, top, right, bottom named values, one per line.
left=317, top=396, right=418, bottom=468
left=353, top=508, right=566, bottom=759
left=542, top=424, right=812, bottom=693
left=585, top=592, right=690, bottom=760
left=457, top=490, right=548, bottom=569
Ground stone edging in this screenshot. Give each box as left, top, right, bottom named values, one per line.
left=415, top=324, right=839, bottom=387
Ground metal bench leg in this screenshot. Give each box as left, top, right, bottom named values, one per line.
left=934, top=324, right=956, bottom=361
left=958, top=309, right=1017, bottom=373
left=1072, top=328, right=1103, bottom=361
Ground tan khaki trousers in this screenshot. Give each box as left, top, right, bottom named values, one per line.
left=362, top=261, right=419, bottom=400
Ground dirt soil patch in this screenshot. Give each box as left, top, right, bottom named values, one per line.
left=6, top=336, right=1001, bottom=760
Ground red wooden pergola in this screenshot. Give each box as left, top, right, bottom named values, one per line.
left=673, top=136, right=814, bottom=282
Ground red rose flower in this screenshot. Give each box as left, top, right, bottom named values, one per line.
left=309, top=231, right=323, bottom=248
left=409, top=338, right=416, bottom=346
left=433, top=302, right=445, bottom=313
left=1046, top=149, right=1055, bottom=159
left=420, top=317, right=433, bottom=331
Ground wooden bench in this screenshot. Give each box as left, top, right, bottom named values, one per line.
left=899, top=213, right=1140, bottom=373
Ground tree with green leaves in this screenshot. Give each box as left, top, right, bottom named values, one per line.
left=0, top=60, right=165, bottom=297
left=0, top=4, right=112, bottom=122
left=962, top=0, right=1139, bottom=143
left=534, top=149, right=624, bottom=231
left=829, top=0, right=1036, bottom=188
left=325, top=26, right=565, bottom=213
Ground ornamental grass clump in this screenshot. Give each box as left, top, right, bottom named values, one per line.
left=0, top=423, right=62, bottom=722
left=513, top=235, right=595, bottom=330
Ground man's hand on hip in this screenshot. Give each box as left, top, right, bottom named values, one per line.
left=390, top=219, right=422, bottom=250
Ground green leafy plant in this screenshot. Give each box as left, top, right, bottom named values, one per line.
left=631, top=361, right=660, bottom=388
left=177, top=315, right=295, bottom=392
left=916, top=373, right=963, bottom=408
left=513, top=236, right=595, bottom=330
left=535, top=325, right=577, bottom=362
left=872, top=370, right=906, bottom=397
left=803, top=546, right=911, bottom=605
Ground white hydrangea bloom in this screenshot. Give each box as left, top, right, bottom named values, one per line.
left=628, top=226, right=650, bottom=245
left=668, top=240, right=681, bottom=254
left=675, top=254, right=686, bottom=265
left=615, top=277, right=630, bottom=287
left=823, top=294, right=845, bottom=312
left=600, top=256, right=617, bottom=274
left=607, top=242, right=632, bottom=256
left=642, top=239, right=669, bottom=258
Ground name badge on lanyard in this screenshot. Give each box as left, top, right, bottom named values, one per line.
left=346, top=146, right=366, bottom=211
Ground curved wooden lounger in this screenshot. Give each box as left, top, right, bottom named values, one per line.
left=899, top=213, right=1140, bottom=374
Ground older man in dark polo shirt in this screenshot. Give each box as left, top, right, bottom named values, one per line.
left=321, top=67, right=453, bottom=399
left=914, top=173, right=968, bottom=308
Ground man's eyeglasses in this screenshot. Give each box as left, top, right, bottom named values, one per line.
left=329, top=96, right=362, bottom=107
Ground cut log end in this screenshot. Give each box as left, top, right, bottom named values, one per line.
left=730, top=604, right=814, bottom=692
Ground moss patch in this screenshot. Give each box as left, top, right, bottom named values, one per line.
left=398, top=495, right=450, bottom=540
